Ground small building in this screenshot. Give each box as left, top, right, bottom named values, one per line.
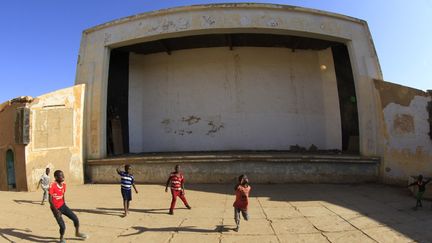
left=0, top=86, right=85, bottom=191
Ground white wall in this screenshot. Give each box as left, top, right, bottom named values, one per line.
left=129, top=47, right=341, bottom=152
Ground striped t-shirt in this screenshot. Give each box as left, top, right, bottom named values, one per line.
left=169, top=172, right=184, bottom=191
left=118, top=171, right=134, bottom=190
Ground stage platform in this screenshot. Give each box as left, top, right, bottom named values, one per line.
left=86, top=152, right=380, bottom=184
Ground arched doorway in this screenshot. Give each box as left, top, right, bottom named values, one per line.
left=6, top=149, right=16, bottom=190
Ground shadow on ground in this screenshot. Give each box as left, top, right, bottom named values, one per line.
left=13, top=200, right=42, bottom=205
left=184, top=183, right=432, bottom=242
left=0, top=228, right=82, bottom=243
left=119, top=225, right=231, bottom=237
left=74, top=207, right=171, bottom=217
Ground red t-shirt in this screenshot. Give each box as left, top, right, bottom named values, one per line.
left=233, top=185, right=251, bottom=210
left=49, top=182, right=66, bottom=209
left=169, top=172, right=184, bottom=190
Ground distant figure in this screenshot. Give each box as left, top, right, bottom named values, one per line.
left=116, top=164, right=138, bottom=217
left=165, top=165, right=191, bottom=215
left=408, top=174, right=431, bottom=210
left=37, top=167, right=50, bottom=205
left=233, top=174, right=251, bottom=232
left=49, top=170, right=88, bottom=243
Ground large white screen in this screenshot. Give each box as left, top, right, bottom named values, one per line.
left=129, top=47, right=341, bottom=152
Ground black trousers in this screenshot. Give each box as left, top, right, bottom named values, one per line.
left=51, top=204, right=79, bottom=236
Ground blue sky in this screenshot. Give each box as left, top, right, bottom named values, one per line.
left=0, top=0, right=431, bottom=103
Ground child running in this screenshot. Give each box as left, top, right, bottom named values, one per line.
left=116, top=164, right=138, bottom=217
left=49, top=170, right=87, bottom=243
left=165, top=164, right=191, bottom=215
left=37, top=167, right=50, bottom=205
left=408, top=174, right=431, bottom=210
left=233, top=174, right=251, bottom=232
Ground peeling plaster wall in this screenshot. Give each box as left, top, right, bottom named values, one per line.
left=374, top=80, right=432, bottom=185
left=129, top=47, right=341, bottom=152
left=75, top=3, right=382, bottom=159
left=25, top=85, right=85, bottom=191
left=0, top=101, right=28, bottom=191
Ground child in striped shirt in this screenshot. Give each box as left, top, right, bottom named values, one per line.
left=165, top=164, right=191, bottom=215
left=116, top=164, right=138, bottom=217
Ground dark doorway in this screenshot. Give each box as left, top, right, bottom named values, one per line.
left=6, top=149, right=16, bottom=190
left=332, top=44, right=360, bottom=153
left=107, top=50, right=130, bottom=155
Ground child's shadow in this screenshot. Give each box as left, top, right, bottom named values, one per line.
left=74, top=207, right=169, bottom=217
left=99, top=207, right=170, bottom=215
left=13, top=200, right=41, bottom=205
left=0, top=228, right=83, bottom=243
left=119, top=225, right=231, bottom=237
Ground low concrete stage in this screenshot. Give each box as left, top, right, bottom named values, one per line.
left=86, top=152, right=380, bottom=184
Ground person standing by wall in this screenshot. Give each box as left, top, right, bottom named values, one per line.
left=408, top=174, right=431, bottom=210
left=37, top=167, right=50, bottom=205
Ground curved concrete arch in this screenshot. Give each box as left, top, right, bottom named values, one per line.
left=75, top=3, right=382, bottom=159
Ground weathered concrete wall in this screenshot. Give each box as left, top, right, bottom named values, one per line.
left=0, top=99, right=29, bottom=191
left=75, top=3, right=382, bottom=159
left=374, top=80, right=432, bottom=185
left=129, top=47, right=341, bottom=152
left=87, top=155, right=379, bottom=184
left=25, top=84, right=85, bottom=191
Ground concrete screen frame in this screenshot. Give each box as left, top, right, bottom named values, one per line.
left=75, top=3, right=383, bottom=159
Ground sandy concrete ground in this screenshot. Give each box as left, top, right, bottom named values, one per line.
left=1, top=183, right=431, bottom=243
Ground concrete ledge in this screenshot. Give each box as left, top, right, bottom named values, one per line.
left=86, top=153, right=380, bottom=184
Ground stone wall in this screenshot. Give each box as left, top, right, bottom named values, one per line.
left=87, top=154, right=379, bottom=184
left=25, top=84, right=85, bottom=191
left=374, top=80, right=432, bottom=185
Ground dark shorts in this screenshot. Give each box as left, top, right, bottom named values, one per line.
left=121, top=189, right=132, bottom=201
left=417, top=191, right=425, bottom=200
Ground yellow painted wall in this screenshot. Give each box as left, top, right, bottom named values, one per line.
left=374, top=80, right=432, bottom=185
left=25, top=84, right=85, bottom=191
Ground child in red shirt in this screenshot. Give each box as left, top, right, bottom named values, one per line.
left=165, top=165, right=191, bottom=215
left=233, top=174, right=251, bottom=232
left=49, top=170, right=88, bottom=243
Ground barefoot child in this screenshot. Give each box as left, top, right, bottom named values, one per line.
left=233, top=174, right=251, bottom=232
left=408, top=174, right=431, bottom=210
left=37, top=167, right=50, bottom=205
left=116, top=164, right=138, bottom=217
left=49, top=170, right=87, bottom=243
left=165, top=165, right=191, bottom=215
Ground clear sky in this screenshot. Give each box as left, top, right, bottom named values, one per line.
left=1, top=0, right=431, bottom=103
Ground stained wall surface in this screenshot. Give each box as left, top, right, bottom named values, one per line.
left=374, top=80, right=432, bottom=185
left=129, top=47, right=341, bottom=152
left=25, top=84, right=85, bottom=191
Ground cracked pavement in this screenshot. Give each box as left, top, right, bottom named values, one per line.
left=1, top=184, right=431, bottom=242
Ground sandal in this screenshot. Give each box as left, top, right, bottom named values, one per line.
left=76, top=232, right=89, bottom=239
